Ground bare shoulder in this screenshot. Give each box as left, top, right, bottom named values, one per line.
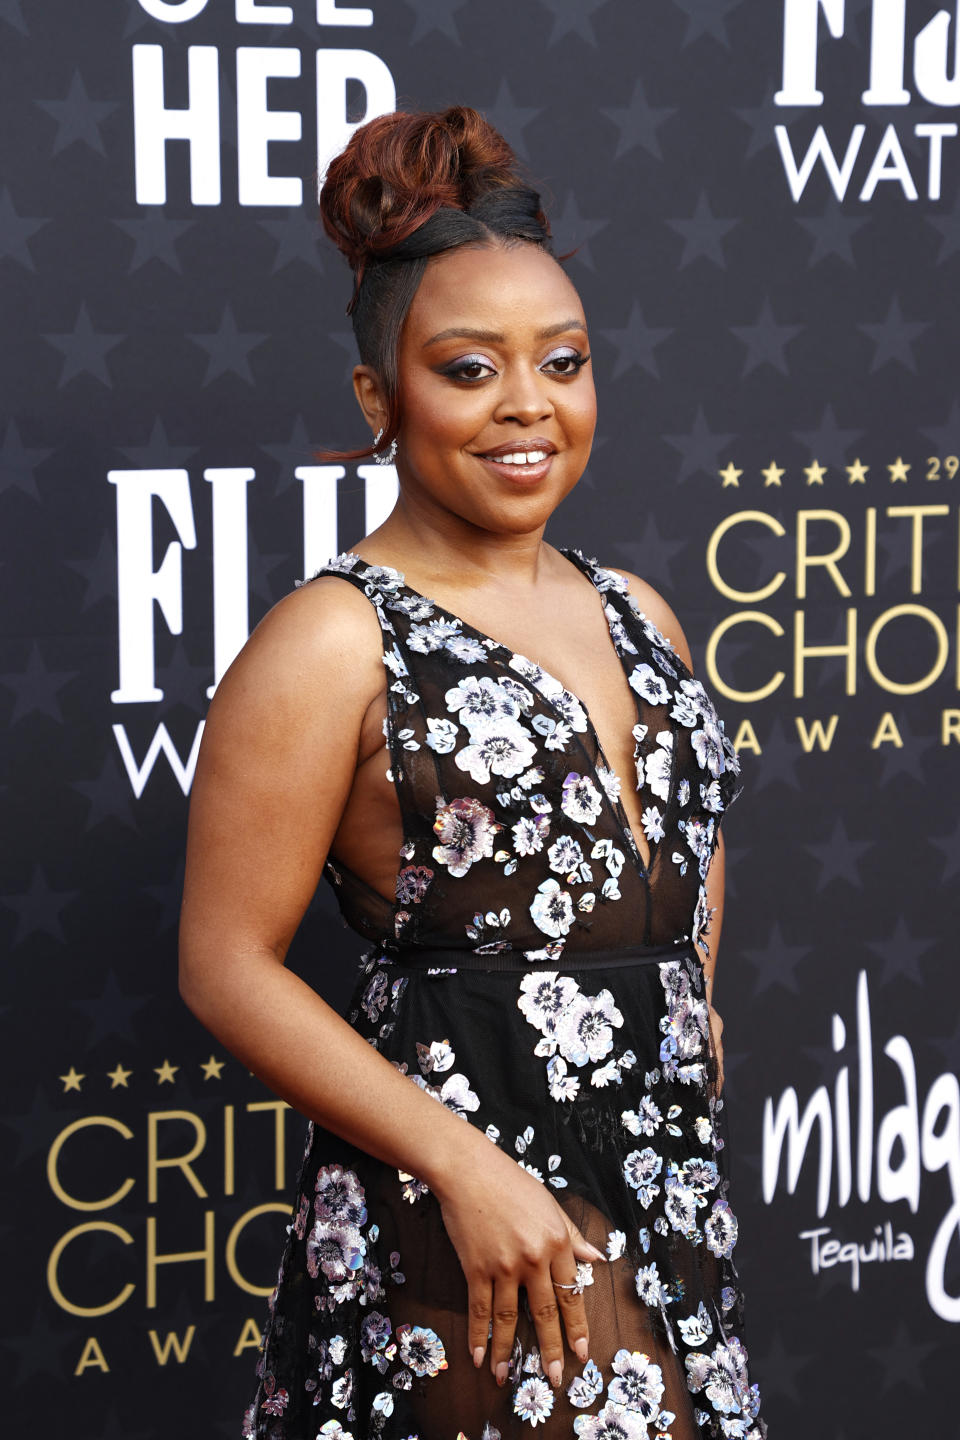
left=601, top=564, right=695, bottom=674
left=204, top=572, right=386, bottom=741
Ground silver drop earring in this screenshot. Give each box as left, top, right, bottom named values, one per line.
left=373, top=425, right=398, bottom=466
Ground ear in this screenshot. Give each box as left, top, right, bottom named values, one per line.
left=352, top=366, right=387, bottom=435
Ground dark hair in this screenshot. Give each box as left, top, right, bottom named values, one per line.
left=315, top=106, right=556, bottom=463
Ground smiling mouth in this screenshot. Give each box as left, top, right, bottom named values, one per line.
left=475, top=447, right=555, bottom=467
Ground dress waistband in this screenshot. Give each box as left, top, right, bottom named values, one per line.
left=377, top=939, right=698, bottom=973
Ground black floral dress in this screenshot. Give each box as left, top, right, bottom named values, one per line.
left=244, top=548, right=766, bottom=1440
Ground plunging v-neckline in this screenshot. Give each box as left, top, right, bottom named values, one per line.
left=339, top=548, right=675, bottom=877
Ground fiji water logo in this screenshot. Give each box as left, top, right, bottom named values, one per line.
left=775, top=0, right=960, bottom=201
left=762, top=969, right=960, bottom=1320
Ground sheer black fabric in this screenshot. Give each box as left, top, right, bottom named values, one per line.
left=244, top=549, right=766, bottom=1440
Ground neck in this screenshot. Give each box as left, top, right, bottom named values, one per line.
left=360, top=485, right=555, bottom=595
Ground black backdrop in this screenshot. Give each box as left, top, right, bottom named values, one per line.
left=3, top=1, right=960, bottom=1435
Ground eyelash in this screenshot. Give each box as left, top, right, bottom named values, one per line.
left=441, top=350, right=591, bottom=383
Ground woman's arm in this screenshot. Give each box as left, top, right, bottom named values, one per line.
left=178, top=579, right=602, bottom=1388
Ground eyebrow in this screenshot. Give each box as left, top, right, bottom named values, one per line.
left=422, top=318, right=587, bottom=348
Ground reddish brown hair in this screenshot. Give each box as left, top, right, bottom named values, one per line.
left=315, top=106, right=556, bottom=464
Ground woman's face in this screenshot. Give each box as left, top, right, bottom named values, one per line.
left=384, top=241, right=596, bottom=537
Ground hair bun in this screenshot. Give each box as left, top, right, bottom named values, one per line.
left=319, top=106, right=537, bottom=272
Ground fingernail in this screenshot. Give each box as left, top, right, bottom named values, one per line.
left=548, top=1359, right=562, bottom=1389
left=575, top=1337, right=589, bottom=1362
left=587, top=1245, right=606, bottom=1262
left=495, top=1361, right=508, bottom=1387
left=472, top=1346, right=485, bottom=1369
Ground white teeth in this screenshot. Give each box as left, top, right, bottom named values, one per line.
left=488, top=450, right=549, bottom=465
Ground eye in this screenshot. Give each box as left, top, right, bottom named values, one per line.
left=541, top=347, right=591, bottom=376
left=440, top=354, right=497, bottom=382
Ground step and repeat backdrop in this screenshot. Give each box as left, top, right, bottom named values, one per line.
left=3, top=1, right=959, bottom=1435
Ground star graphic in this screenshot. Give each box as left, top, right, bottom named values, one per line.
left=65, top=531, right=117, bottom=611
left=480, top=79, right=541, bottom=161
left=872, top=711, right=937, bottom=785
left=672, top=0, right=744, bottom=48
left=921, top=398, right=960, bottom=458
left=719, top=462, right=742, bottom=487
left=5, top=1085, right=79, bottom=1166
left=859, top=295, right=929, bottom=373
left=112, top=208, right=194, bottom=273
left=157, top=639, right=211, bottom=714
left=733, top=85, right=800, bottom=161
left=154, top=1059, right=179, bottom=1085
left=865, top=1321, right=936, bottom=1391
left=3, top=1306, right=78, bottom=1384
left=887, top=456, right=910, bottom=482
left=1, top=643, right=77, bottom=724
left=846, top=458, right=868, bottom=482
left=107, top=1063, right=132, bottom=1089
left=731, top=298, right=803, bottom=376
left=262, top=413, right=319, bottom=494
left=610, top=515, right=689, bottom=592
left=741, top=920, right=812, bottom=996
left=804, top=459, right=826, bottom=485
left=116, top=416, right=196, bottom=469
left=404, top=0, right=467, bottom=44
left=0, top=0, right=27, bottom=33
left=663, top=407, right=736, bottom=484
left=794, top=404, right=863, bottom=468
left=328, top=328, right=361, bottom=384
left=537, top=0, right=609, bottom=45
left=750, top=1329, right=815, bottom=1404
left=550, top=190, right=608, bottom=272
left=59, top=1066, right=84, bottom=1093
left=35, top=70, right=119, bottom=156
left=259, top=208, right=325, bottom=274
left=762, top=461, right=785, bottom=486
left=143, top=855, right=186, bottom=933
left=751, top=716, right=803, bottom=790
left=72, top=752, right=138, bottom=831
left=601, top=78, right=675, bottom=161
left=188, top=304, right=269, bottom=386
left=42, top=302, right=125, bottom=387
left=600, top=301, right=672, bottom=380
left=930, top=814, right=960, bottom=882
left=248, top=537, right=290, bottom=608
left=0, top=419, right=53, bottom=501
left=804, top=818, right=874, bottom=890
left=0, top=186, right=49, bottom=269
left=201, top=1054, right=226, bottom=1080
left=926, top=188, right=960, bottom=263
left=667, top=191, right=738, bottom=268
left=73, top=971, right=152, bottom=1046
left=929, top=1012, right=960, bottom=1067
left=796, top=205, right=869, bottom=267
left=865, top=916, right=937, bottom=987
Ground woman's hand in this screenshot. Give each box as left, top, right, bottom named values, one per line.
left=434, top=1142, right=606, bottom=1391
left=708, top=1002, right=725, bottom=1095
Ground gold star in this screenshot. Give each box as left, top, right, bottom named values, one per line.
left=60, top=1067, right=84, bottom=1093
left=154, top=1059, right=179, bottom=1085
left=200, top=1054, right=225, bottom=1081
left=762, top=461, right=785, bottom=487
left=107, top=1063, right=132, bottom=1089
left=804, top=460, right=826, bottom=485
left=888, top=456, right=910, bottom=482
left=719, top=462, right=742, bottom=487
left=846, top=458, right=869, bottom=483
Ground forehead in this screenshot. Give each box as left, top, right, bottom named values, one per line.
left=403, top=243, right=585, bottom=339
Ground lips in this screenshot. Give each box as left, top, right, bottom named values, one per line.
left=475, top=440, right=557, bottom=460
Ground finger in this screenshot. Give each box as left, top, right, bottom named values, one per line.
left=526, top=1271, right=567, bottom=1391
left=550, top=1262, right=590, bottom=1365
left=561, top=1212, right=606, bottom=1265
left=467, top=1275, right=492, bottom=1369
left=489, top=1280, right=519, bottom=1386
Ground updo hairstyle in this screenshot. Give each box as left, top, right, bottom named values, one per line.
left=317, top=106, right=556, bottom=462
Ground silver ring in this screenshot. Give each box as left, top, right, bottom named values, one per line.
left=552, top=1280, right=579, bottom=1290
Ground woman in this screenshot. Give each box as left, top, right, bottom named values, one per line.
left=179, top=107, right=766, bottom=1439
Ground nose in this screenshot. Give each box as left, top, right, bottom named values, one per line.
left=493, top=363, right=555, bottom=425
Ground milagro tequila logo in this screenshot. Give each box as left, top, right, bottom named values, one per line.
left=776, top=0, right=960, bottom=200
left=762, top=969, right=960, bottom=1320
